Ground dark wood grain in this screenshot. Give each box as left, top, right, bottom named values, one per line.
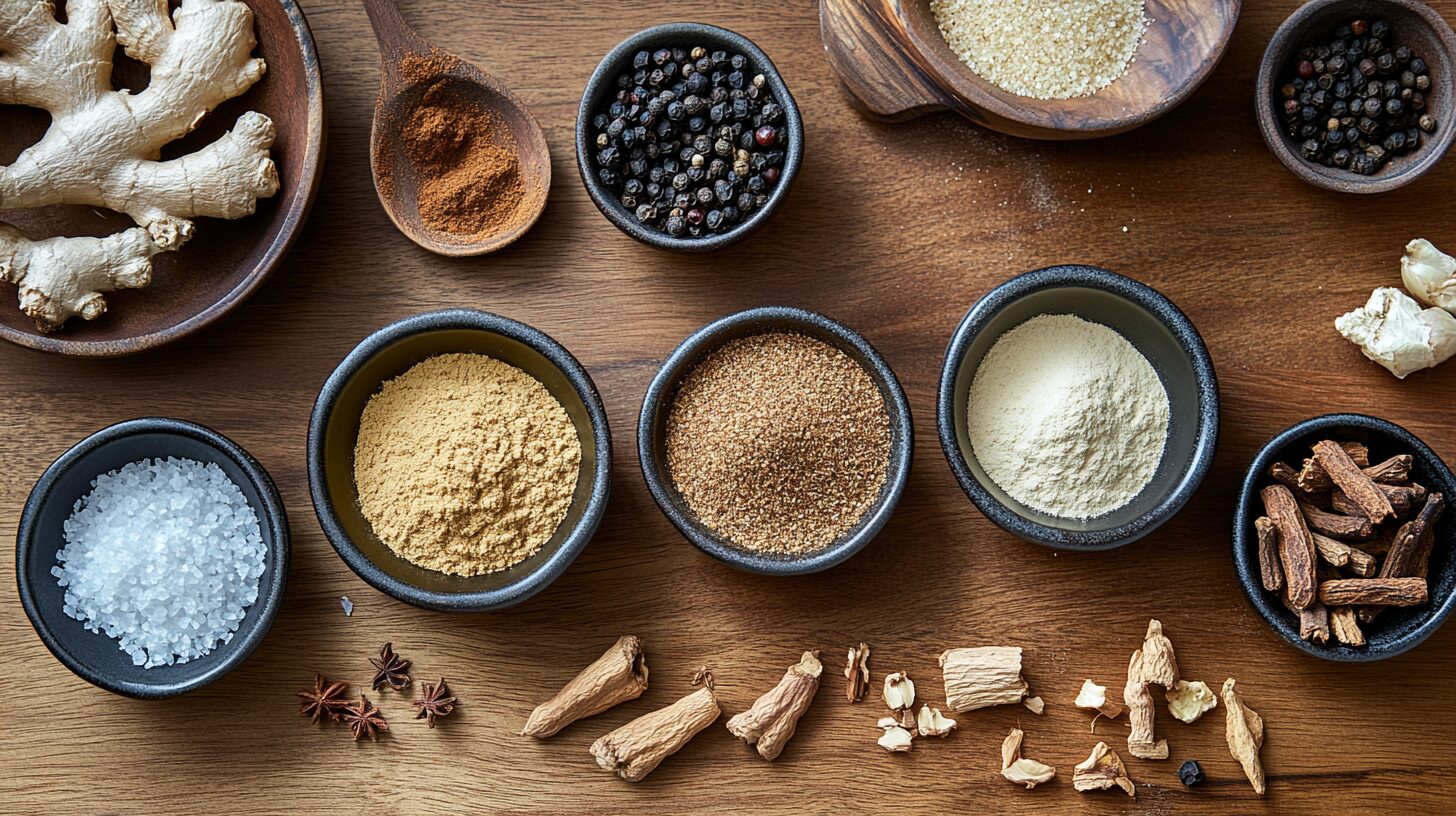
left=822, top=0, right=1241, bottom=138
left=0, top=0, right=325, bottom=356
left=3, top=0, right=1456, bottom=813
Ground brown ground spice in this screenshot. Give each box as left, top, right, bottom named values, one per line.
left=665, top=332, right=892, bottom=555
left=353, top=353, right=581, bottom=576
left=394, top=53, right=524, bottom=239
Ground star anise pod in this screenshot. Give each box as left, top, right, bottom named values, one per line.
left=369, top=642, right=412, bottom=691
left=340, top=695, right=388, bottom=741
left=297, top=673, right=350, bottom=724
left=413, top=677, right=457, bottom=728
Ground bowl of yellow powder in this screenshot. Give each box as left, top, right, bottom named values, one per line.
left=937, top=265, right=1218, bottom=550
left=308, top=309, right=610, bottom=611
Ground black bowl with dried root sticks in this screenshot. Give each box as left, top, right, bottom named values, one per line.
left=1234, top=413, right=1456, bottom=661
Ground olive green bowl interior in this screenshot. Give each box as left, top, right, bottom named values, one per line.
left=311, top=314, right=608, bottom=609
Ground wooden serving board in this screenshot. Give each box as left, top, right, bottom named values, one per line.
left=2, top=1, right=1454, bottom=813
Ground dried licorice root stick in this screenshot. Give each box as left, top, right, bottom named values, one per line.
left=1313, top=440, right=1394, bottom=524
left=726, top=651, right=822, bottom=761
left=1298, top=500, right=1375, bottom=541
left=1297, top=452, right=1411, bottom=491
left=1311, top=533, right=1378, bottom=577
left=520, top=635, right=649, bottom=738
left=1255, top=517, right=1284, bottom=592
left=1380, top=493, right=1446, bottom=578
left=1261, top=485, right=1318, bottom=609
left=1319, top=577, right=1429, bottom=606
left=590, top=670, right=720, bottom=782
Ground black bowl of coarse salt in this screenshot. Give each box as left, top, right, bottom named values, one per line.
left=638, top=307, right=912, bottom=575
left=16, top=418, right=289, bottom=699
left=576, top=23, right=803, bottom=252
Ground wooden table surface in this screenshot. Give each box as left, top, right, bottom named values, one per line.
left=4, top=1, right=1455, bottom=813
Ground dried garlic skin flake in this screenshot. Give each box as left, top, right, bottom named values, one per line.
left=1167, top=679, right=1218, bottom=724
left=876, top=720, right=914, bottom=752
left=1074, top=679, right=1123, bottom=718
left=1022, top=695, right=1045, bottom=714
left=1402, top=238, right=1456, bottom=312
left=1073, top=741, right=1135, bottom=797
left=1335, top=287, right=1456, bottom=378
left=1000, top=728, right=1056, bottom=789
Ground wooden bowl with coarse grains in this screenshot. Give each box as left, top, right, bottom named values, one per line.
left=820, top=0, right=1240, bottom=139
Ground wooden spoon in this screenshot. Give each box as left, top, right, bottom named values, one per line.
left=362, top=0, right=549, bottom=256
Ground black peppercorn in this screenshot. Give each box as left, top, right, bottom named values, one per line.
left=1179, top=760, right=1205, bottom=788
left=1420, top=113, right=1437, bottom=132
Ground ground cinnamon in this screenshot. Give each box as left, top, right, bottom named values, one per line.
left=394, top=53, right=524, bottom=239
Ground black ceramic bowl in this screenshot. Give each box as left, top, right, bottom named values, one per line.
left=938, top=265, right=1219, bottom=550
left=16, top=418, right=289, bottom=698
left=1234, top=414, right=1456, bottom=661
left=576, top=23, right=804, bottom=252
left=308, top=309, right=611, bottom=612
left=638, top=306, right=912, bottom=575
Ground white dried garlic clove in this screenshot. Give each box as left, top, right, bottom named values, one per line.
left=1166, top=679, right=1218, bottom=724
left=1000, top=728, right=1056, bottom=789
left=876, top=721, right=914, bottom=753
left=1402, top=238, right=1456, bottom=312
left=1074, top=679, right=1123, bottom=718
left=1335, top=287, right=1456, bottom=378
left=882, top=671, right=915, bottom=711
left=915, top=704, right=956, bottom=737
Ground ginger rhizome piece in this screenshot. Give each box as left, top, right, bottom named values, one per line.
left=1073, top=741, right=1135, bottom=797
left=0, top=0, right=279, bottom=330
left=521, top=635, right=648, bottom=738
left=939, top=646, right=1027, bottom=712
left=1222, top=678, right=1266, bottom=795
left=589, top=669, right=719, bottom=782
left=1138, top=619, right=1180, bottom=688
left=726, top=650, right=821, bottom=761
left=1000, top=728, right=1056, bottom=789
left=1124, top=649, right=1168, bottom=760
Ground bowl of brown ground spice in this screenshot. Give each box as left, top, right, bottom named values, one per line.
left=638, top=307, right=912, bottom=575
left=308, top=309, right=611, bottom=611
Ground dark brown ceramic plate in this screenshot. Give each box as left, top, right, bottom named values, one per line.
left=0, top=0, right=325, bottom=356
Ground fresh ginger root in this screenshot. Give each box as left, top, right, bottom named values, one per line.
left=0, top=0, right=278, bottom=331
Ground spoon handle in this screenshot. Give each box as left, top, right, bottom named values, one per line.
left=362, top=0, right=431, bottom=76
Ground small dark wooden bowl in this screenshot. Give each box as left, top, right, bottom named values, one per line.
left=0, top=0, right=325, bottom=355
left=1256, top=0, right=1456, bottom=194
left=820, top=0, right=1239, bottom=139
left=1233, top=414, right=1456, bottom=661
left=637, top=306, right=913, bottom=575
left=16, top=418, right=290, bottom=698
left=308, top=309, right=612, bottom=612
left=576, top=23, right=803, bottom=252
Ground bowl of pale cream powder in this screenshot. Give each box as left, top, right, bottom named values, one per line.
left=937, top=265, right=1218, bottom=550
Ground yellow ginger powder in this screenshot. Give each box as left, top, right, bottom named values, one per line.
left=353, top=353, right=581, bottom=576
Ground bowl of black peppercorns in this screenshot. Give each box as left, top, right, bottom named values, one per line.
left=576, top=23, right=802, bottom=251
left=1257, top=0, right=1456, bottom=193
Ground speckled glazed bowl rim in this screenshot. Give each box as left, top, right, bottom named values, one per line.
left=1233, top=413, right=1456, bottom=662
left=637, top=306, right=913, bottom=575
left=575, top=22, right=804, bottom=253
left=15, top=417, right=290, bottom=698
left=936, top=265, right=1220, bottom=551
left=306, top=308, right=612, bottom=612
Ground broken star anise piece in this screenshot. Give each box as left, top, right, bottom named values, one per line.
left=340, top=695, right=389, bottom=741
left=297, top=673, right=350, bottom=724
left=369, top=641, right=412, bottom=691
left=413, top=677, right=457, bottom=728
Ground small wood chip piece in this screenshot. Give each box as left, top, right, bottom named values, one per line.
left=1262, top=485, right=1318, bottom=609
left=1318, top=577, right=1428, bottom=606
left=1255, top=516, right=1283, bottom=591
left=1073, top=742, right=1135, bottom=797
left=844, top=642, right=870, bottom=703
left=1313, top=440, right=1394, bottom=524
left=938, top=647, right=1027, bottom=712
left=1000, top=728, right=1056, bottom=789
left=1222, top=679, right=1266, bottom=795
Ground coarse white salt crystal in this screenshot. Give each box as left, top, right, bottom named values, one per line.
left=53, top=457, right=266, bottom=668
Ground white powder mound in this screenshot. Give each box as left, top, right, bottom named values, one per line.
left=967, top=314, right=1170, bottom=520
left=52, top=457, right=266, bottom=668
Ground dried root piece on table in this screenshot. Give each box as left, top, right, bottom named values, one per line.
left=1074, top=679, right=1123, bottom=721
left=939, top=646, right=1027, bottom=712
left=844, top=642, right=871, bottom=703
left=1330, top=604, right=1367, bottom=647
left=1022, top=695, right=1045, bottom=715
left=590, top=669, right=719, bottom=782
left=1000, top=728, right=1056, bottom=790
left=1313, top=440, right=1394, bottom=524
left=882, top=671, right=915, bottom=711
left=1124, top=650, right=1168, bottom=760
left=915, top=704, right=956, bottom=737
left=1380, top=493, right=1446, bottom=579
left=521, top=635, right=649, bottom=738
left=875, top=715, right=914, bottom=752
left=1138, top=620, right=1180, bottom=688
left=1222, top=679, right=1266, bottom=795
left=1312, top=533, right=1378, bottom=577
left=1336, top=287, right=1456, bottom=378
left=1268, top=461, right=1304, bottom=493
left=1319, top=577, right=1428, bottom=606
left=1166, top=680, right=1217, bottom=724
left=1299, top=501, right=1376, bottom=541
left=726, top=650, right=821, bottom=761
left=1073, top=742, right=1135, bottom=797
left=1255, top=516, right=1284, bottom=591
left=1332, top=483, right=1421, bottom=518
left=1295, top=442, right=1371, bottom=491
left=0, top=0, right=279, bottom=330
left=1262, top=485, right=1318, bottom=608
